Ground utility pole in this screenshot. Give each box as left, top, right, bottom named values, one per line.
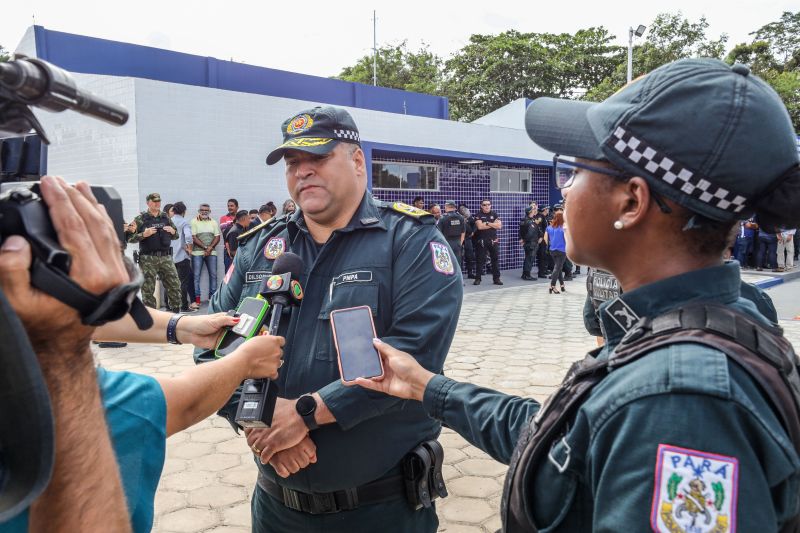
left=372, top=10, right=377, bottom=86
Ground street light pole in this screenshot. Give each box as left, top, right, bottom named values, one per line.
left=373, top=10, right=377, bottom=86
left=627, top=27, right=634, bottom=84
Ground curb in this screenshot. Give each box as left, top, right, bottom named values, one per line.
left=754, top=277, right=784, bottom=289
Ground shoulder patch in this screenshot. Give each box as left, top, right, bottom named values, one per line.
left=430, top=242, right=455, bottom=275
left=651, top=444, right=738, bottom=533
left=388, top=202, right=431, bottom=219
left=264, top=237, right=286, bottom=260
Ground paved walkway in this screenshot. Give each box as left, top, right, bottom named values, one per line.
left=95, top=274, right=800, bottom=532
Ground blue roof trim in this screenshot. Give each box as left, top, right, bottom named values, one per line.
left=31, top=26, right=448, bottom=120
left=363, top=140, right=552, bottom=167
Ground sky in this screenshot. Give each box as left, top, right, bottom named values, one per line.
left=1, top=0, right=796, bottom=79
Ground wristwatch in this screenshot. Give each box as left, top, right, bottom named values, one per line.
left=296, top=395, right=318, bottom=431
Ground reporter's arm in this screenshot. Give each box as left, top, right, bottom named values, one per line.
left=156, top=334, right=284, bottom=436
left=93, top=309, right=238, bottom=349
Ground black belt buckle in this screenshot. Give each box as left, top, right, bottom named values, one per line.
left=281, top=486, right=359, bottom=515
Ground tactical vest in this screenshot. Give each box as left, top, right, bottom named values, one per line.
left=501, top=302, right=800, bottom=532
left=139, top=212, right=172, bottom=252
left=441, top=213, right=465, bottom=241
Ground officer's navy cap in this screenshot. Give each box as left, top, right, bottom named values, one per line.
left=445, top=200, right=457, bottom=207
left=525, top=58, right=799, bottom=222
left=266, top=106, right=361, bottom=166
left=525, top=206, right=534, bottom=214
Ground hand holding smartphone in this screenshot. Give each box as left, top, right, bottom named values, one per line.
left=330, top=305, right=384, bottom=384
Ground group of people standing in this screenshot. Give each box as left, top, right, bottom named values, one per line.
left=733, top=216, right=798, bottom=271
left=125, top=195, right=296, bottom=313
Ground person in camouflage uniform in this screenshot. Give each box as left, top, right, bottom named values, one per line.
left=126, top=192, right=182, bottom=312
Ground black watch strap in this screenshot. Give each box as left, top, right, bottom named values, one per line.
left=297, top=395, right=318, bottom=431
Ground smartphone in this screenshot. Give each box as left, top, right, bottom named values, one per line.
left=214, top=297, right=270, bottom=358
left=330, top=305, right=384, bottom=384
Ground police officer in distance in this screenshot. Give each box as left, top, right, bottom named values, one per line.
left=356, top=58, right=800, bottom=531
left=536, top=205, right=552, bottom=277
left=459, top=204, right=477, bottom=279
left=202, top=105, right=462, bottom=532
left=437, top=200, right=466, bottom=271
left=474, top=199, right=503, bottom=285
left=127, top=192, right=182, bottom=312
left=518, top=206, right=542, bottom=280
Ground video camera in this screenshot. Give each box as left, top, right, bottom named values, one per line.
left=0, top=55, right=150, bottom=522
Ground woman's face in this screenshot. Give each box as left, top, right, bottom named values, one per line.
left=561, top=159, right=620, bottom=268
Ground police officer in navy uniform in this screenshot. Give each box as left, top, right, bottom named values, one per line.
left=536, top=205, right=552, bottom=277
left=518, top=206, right=542, bottom=280
left=437, top=200, right=465, bottom=270
left=474, top=199, right=503, bottom=285
left=459, top=204, right=477, bottom=278
left=355, top=59, right=800, bottom=531
left=201, top=105, right=462, bottom=532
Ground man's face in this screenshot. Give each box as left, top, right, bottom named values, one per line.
left=227, top=202, right=237, bottom=215
left=284, top=143, right=366, bottom=225
left=199, top=206, right=211, bottom=219
left=481, top=201, right=491, bottom=213
left=431, top=206, right=441, bottom=219
left=250, top=213, right=257, bottom=223
left=413, top=199, right=424, bottom=209
left=147, top=199, right=161, bottom=212
left=237, top=215, right=250, bottom=226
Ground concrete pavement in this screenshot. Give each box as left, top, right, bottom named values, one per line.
left=95, top=272, right=800, bottom=532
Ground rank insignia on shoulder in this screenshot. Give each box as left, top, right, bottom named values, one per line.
left=264, top=237, right=286, bottom=260
left=237, top=219, right=269, bottom=241
left=430, top=242, right=455, bottom=275
left=651, top=444, right=737, bottom=533
left=390, top=202, right=430, bottom=218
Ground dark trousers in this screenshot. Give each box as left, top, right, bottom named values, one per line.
left=794, top=233, right=800, bottom=261
left=446, top=240, right=463, bottom=272
left=251, top=484, right=437, bottom=533
left=563, top=258, right=574, bottom=278
left=756, top=236, right=778, bottom=269
left=734, top=236, right=753, bottom=267
left=523, top=242, right=539, bottom=274
left=174, top=258, right=195, bottom=310
left=550, top=250, right=567, bottom=286
left=536, top=243, right=548, bottom=276
left=475, top=239, right=500, bottom=280
left=463, top=239, right=476, bottom=275
left=223, top=252, right=233, bottom=276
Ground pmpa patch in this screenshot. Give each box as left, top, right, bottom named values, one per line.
left=264, top=237, right=286, bottom=260
left=430, top=242, right=455, bottom=275
left=651, top=444, right=738, bottom=533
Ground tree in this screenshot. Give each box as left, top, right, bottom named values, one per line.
left=0, top=45, right=9, bottom=62
left=443, top=28, right=622, bottom=121
left=750, top=11, right=800, bottom=65
left=335, top=41, right=443, bottom=96
left=584, top=13, right=727, bottom=101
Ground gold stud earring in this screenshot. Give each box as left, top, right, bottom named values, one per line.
left=613, top=220, right=625, bottom=230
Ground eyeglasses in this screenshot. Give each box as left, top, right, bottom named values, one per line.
left=552, top=154, right=672, bottom=214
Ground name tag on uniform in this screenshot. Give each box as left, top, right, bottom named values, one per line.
left=450, top=220, right=461, bottom=226
left=332, top=271, right=373, bottom=287
left=245, top=271, right=270, bottom=284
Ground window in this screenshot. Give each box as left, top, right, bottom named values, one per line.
left=372, top=161, right=439, bottom=190
left=490, top=168, right=532, bottom=193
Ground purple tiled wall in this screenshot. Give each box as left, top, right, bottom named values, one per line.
left=369, top=156, right=551, bottom=271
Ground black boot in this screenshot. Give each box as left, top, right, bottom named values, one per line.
left=473, top=278, right=481, bottom=285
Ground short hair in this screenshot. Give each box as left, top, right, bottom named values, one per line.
left=258, top=204, right=270, bottom=214
left=163, top=203, right=173, bottom=215
left=236, top=209, right=249, bottom=220
left=199, top=203, right=210, bottom=209
left=412, top=196, right=424, bottom=203
left=172, top=202, right=187, bottom=216
left=227, top=198, right=239, bottom=207
left=249, top=209, right=258, bottom=215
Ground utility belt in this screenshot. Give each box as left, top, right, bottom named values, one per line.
left=258, top=440, right=447, bottom=515
left=139, top=248, right=172, bottom=257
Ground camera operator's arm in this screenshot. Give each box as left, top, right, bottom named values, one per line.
left=94, top=310, right=238, bottom=349
left=0, top=176, right=131, bottom=532
left=157, top=334, right=284, bottom=436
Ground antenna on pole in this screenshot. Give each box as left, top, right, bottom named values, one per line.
left=372, top=10, right=377, bottom=86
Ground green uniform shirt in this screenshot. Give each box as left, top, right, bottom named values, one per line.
left=423, top=262, right=800, bottom=531
left=126, top=210, right=178, bottom=244
left=207, top=193, right=463, bottom=493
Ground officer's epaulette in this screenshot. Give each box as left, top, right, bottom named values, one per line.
left=380, top=201, right=434, bottom=223
left=237, top=214, right=290, bottom=243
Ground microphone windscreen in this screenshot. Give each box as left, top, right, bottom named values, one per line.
left=272, top=252, right=304, bottom=279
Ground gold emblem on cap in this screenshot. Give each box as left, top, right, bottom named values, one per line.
left=286, top=114, right=314, bottom=135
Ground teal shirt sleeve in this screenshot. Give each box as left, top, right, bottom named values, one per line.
left=1, top=368, right=166, bottom=533
left=318, top=224, right=463, bottom=431
left=422, top=375, right=540, bottom=464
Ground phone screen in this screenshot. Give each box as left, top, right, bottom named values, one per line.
left=330, top=306, right=383, bottom=382
left=215, top=298, right=269, bottom=358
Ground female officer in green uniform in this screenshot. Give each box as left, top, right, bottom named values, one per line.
left=355, top=58, right=800, bottom=531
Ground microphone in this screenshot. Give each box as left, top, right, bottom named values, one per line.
left=235, top=252, right=304, bottom=428
left=0, top=57, right=129, bottom=127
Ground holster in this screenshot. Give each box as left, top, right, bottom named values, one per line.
left=132, top=250, right=139, bottom=264
left=403, top=439, right=448, bottom=510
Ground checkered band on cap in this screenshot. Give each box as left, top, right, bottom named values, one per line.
left=607, top=127, right=747, bottom=214
left=334, top=129, right=360, bottom=142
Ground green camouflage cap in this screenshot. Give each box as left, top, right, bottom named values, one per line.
left=525, top=58, right=799, bottom=222
left=266, top=106, right=361, bottom=166
left=146, top=192, right=161, bottom=202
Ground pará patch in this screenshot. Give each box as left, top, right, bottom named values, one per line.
left=264, top=237, right=286, bottom=260
left=391, top=202, right=429, bottom=218
left=651, top=444, right=738, bottom=533
left=430, top=242, right=455, bottom=275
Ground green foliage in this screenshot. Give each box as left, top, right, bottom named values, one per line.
left=0, top=45, right=9, bottom=62
left=584, top=12, right=727, bottom=102
left=443, top=28, right=622, bottom=121
left=750, top=11, right=800, bottom=65
left=335, top=41, right=443, bottom=97
left=667, top=473, right=682, bottom=500
left=712, top=481, right=725, bottom=511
